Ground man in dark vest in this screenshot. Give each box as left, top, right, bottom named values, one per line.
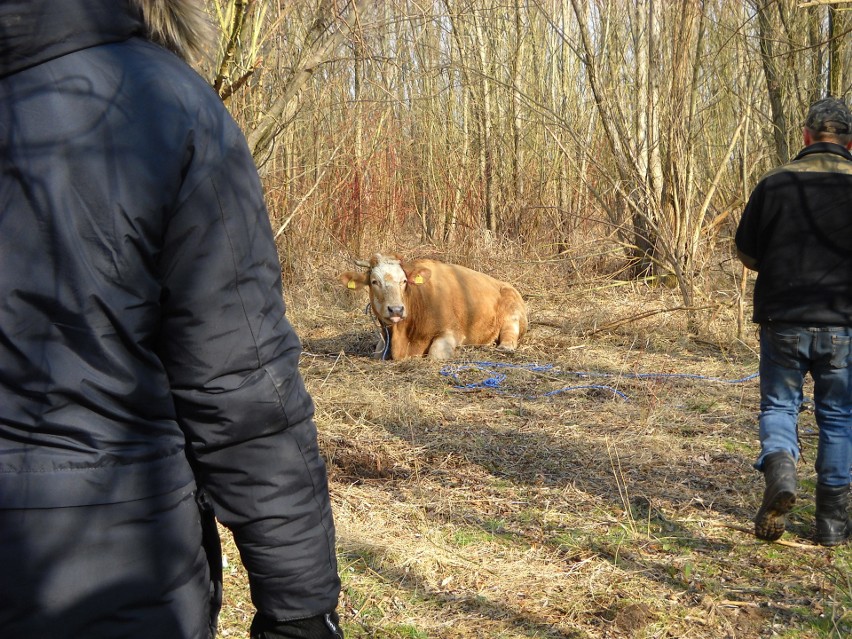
left=736, top=97, right=852, bottom=546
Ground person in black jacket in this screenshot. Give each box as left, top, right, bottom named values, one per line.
left=0, top=1, right=343, bottom=638
left=736, top=97, right=852, bottom=546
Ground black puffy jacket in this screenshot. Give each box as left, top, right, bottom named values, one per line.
left=0, top=0, right=339, bottom=624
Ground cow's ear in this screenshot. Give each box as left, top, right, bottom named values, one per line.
left=339, top=272, right=368, bottom=290
left=407, top=267, right=431, bottom=286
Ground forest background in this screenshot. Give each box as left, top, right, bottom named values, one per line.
left=197, top=1, right=852, bottom=637
left=201, top=0, right=850, bottom=317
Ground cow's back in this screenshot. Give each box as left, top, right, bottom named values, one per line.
left=402, top=259, right=526, bottom=352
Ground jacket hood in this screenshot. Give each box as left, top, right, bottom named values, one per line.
left=0, top=0, right=143, bottom=78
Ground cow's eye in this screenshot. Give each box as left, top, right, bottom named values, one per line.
left=371, top=279, right=379, bottom=287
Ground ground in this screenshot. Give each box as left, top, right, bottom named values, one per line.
left=216, top=256, right=852, bottom=639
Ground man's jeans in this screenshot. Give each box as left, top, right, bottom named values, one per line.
left=757, top=324, right=852, bottom=486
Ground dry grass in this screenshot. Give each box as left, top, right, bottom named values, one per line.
left=216, top=247, right=852, bottom=639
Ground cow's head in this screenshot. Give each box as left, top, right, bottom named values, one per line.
left=339, top=253, right=431, bottom=326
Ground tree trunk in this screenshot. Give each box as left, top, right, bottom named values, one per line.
left=755, top=1, right=790, bottom=163
left=828, top=6, right=847, bottom=97
left=473, top=9, right=497, bottom=235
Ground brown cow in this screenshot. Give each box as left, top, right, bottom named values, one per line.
left=339, top=253, right=527, bottom=360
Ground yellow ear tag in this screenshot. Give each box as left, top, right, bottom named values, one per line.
left=347, top=280, right=356, bottom=289
left=413, top=275, right=424, bottom=285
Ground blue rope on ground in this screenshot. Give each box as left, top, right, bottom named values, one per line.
left=439, top=361, right=758, bottom=401
left=576, top=370, right=760, bottom=384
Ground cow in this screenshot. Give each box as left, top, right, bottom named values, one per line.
left=339, top=253, right=528, bottom=360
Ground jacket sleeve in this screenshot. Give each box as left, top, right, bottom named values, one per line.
left=735, top=181, right=764, bottom=269
left=155, top=120, right=339, bottom=621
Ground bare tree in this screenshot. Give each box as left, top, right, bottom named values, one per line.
left=245, top=0, right=372, bottom=164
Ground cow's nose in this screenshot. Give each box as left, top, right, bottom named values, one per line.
left=387, top=305, right=404, bottom=316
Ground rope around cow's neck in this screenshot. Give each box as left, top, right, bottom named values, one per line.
left=365, top=302, right=392, bottom=360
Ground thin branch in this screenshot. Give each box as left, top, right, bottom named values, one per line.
left=585, top=304, right=719, bottom=336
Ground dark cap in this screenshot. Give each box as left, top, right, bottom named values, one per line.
left=805, top=97, right=852, bottom=134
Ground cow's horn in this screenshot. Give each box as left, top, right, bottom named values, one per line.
left=354, top=259, right=371, bottom=268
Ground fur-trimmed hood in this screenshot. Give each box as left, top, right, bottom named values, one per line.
left=130, top=0, right=212, bottom=61
left=0, top=0, right=210, bottom=78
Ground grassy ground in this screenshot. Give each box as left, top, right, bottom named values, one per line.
left=215, top=251, right=852, bottom=638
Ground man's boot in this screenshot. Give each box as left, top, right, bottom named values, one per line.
left=815, top=483, right=852, bottom=546
left=754, top=451, right=797, bottom=541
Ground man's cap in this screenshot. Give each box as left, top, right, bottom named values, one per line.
left=805, top=97, right=852, bottom=134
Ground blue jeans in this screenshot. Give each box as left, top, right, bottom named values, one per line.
left=757, top=324, right=852, bottom=486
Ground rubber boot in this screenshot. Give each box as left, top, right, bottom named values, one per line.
left=754, top=451, right=797, bottom=541
left=814, top=483, right=852, bottom=547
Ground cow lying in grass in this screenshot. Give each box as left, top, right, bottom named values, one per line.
left=339, top=253, right=527, bottom=360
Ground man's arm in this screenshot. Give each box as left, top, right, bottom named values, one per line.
left=735, top=181, right=764, bottom=272
left=157, top=131, right=340, bottom=623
